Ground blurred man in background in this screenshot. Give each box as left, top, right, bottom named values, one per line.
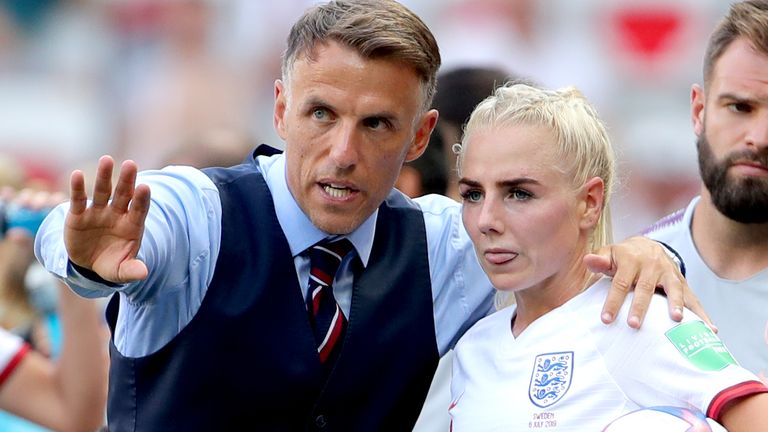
left=645, top=0, right=768, bottom=381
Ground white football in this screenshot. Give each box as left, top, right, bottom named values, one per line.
left=602, top=406, right=727, bottom=432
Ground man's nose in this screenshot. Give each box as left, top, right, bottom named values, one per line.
left=746, top=114, right=768, bottom=150
left=329, top=123, right=360, bottom=169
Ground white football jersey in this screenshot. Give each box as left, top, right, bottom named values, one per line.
left=450, top=278, right=766, bottom=431
left=646, top=196, right=768, bottom=380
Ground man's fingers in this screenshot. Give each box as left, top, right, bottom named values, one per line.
left=601, top=268, right=633, bottom=324
left=111, top=160, right=138, bottom=213
left=91, top=156, right=115, bottom=208
left=658, top=271, right=718, bottom=332
left=626, top=271, right=661, bottom=329
left=128, top=184, right=151, bottom=226
left=584, top=252, right=614, bottom=276
left=594, top=245, right=625, bottom=324
left=657, top=273, right=685, bottom=322
left=69, top=170, right=88, bottom=215
left=118, top=258, right=149, bottom=282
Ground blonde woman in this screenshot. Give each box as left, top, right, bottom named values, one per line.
left=449, top=83, right=768, bottom=431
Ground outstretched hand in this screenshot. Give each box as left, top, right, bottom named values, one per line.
left=64, top=156, right=151, bottom=284
left=584, top=236, right=713, bottom=331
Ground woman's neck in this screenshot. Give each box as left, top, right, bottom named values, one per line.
left=511, top=258, right=596, bottom=337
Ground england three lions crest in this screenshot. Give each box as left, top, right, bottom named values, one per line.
left=528, top=351, right=573, bottom=408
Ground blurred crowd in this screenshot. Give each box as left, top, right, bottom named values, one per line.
left=0, top=0, right=736, bottom=429
left=0, top=0, right=731, bottom=235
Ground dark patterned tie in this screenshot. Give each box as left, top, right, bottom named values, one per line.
left=306, top=238, right=354, bottom=363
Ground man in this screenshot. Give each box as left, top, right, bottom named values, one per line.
left=35, top=1, right=698, bottom=430
left=646, top=0, right=768, bottom=381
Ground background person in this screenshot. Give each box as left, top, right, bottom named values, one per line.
left=645, top=0, right=768, bottom=381
left=0, top=196, right=107, bottom=432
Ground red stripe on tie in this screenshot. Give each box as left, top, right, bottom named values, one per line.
left=311, top=287, right=322, bottom=315
left=305, top=238, right=353, bottom=364
left=311, top=268, right=333, bottom=286
left=318, top=306, right=344, bottom=362
left=707, top=380, right=768, bottom=422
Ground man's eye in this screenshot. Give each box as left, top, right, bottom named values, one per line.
left=363, top=117, right=389, bottom=130
left=312, top=108, right=329, bottom=120
left=728, top=102, right=753, bottom=114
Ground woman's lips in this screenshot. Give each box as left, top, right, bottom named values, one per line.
left=484, top=250, right=518, bottom=265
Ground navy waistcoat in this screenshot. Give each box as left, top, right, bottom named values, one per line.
left=105, top=146, right=439, bottom=431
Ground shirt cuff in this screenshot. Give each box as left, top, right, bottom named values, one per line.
left=707, top=380, right=768, bottom=423
left=67, top=260, right=126, bottom=296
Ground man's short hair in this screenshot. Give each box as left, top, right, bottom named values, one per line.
left=703, top=0, right=768, bottom=87
left=282, top=0, right=441, bottom=111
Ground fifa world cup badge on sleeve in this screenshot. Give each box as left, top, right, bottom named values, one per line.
left=666, top=321, right=737, bottom=371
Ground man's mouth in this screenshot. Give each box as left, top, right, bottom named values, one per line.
left=323, top=183, right=353, bottom=198
left=730, top=161, right=768, bottom=176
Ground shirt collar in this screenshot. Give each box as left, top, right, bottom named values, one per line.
left=260, top=153, right=376, bottom=267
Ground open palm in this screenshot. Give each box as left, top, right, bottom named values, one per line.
left=64, top=156, right=151, bottom=284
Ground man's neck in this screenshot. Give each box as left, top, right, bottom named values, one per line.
left=691, top=190, right=768, bottom=279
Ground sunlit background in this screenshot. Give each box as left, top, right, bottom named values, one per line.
left=0, top=0, right=730, bottom=239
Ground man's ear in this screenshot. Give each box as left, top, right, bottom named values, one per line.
left=405, top=109, right=439, bottom=162
left=691, top=84, right=706, bottom=137
left=580, top=176, right=605, bottom=230
left=274, top=79, right=288, bottom=140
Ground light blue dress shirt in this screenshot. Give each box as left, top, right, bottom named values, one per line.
left=35, top=154, right=494, bottom=357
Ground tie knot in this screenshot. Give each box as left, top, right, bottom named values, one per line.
left=315, top=238, right=354, bottom=258
left=308, top=238, right=354, bottom=285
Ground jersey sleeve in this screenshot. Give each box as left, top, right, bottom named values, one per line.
left=598, top=294, right=768, bottom=423
left=0, top=330, right=30, bottom=388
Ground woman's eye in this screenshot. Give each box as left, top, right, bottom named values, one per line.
left=462, top=190, right=482, bottom=202
left=511, top=190, right=532, bottom=201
